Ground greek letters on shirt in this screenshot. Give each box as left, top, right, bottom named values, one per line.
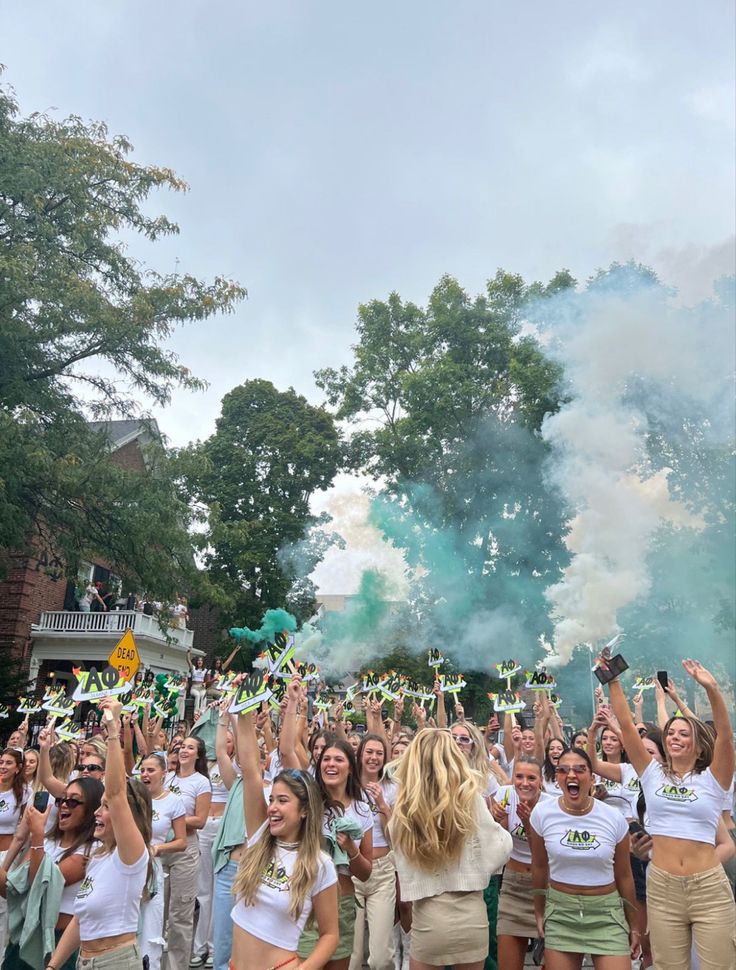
left=511, top=820, right=527, bottom=842
left=261, top=859, right=290, bottom=892
left=0, top=798, right=10, bottom=815
left=168, top=781, right=182, bottom=796
left=152, top=808, right=160, bottom=823
left=560, top=828, right=601, bottom=851
left=655, top=783, right=698, bottom=803
left=76, top=873, right=94, bottom=899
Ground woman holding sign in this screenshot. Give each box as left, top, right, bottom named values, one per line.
left=605, top=657, right=736, bottom=970
left=46, top=697, right=152, bottom=970
left=230, top=680, right=339, bottom=970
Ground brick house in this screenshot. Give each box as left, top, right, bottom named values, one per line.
left=0, top=419, right=201, bottom=699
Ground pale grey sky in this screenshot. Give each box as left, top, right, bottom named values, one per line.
left=6, top=1, right=735, bottom=591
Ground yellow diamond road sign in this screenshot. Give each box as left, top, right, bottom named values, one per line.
left=108, top=629, right=140, bottom=682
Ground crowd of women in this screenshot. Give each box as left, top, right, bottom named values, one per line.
left=0, top=655, right=732, bottom=970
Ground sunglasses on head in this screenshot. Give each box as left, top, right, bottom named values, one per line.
left=452, top=734, right=473, bottom=745
left=76, top=763, right=103, bottom=773
left=55, top=796, right=84, bottom=809
left=555, top=765, right=588, bottom=776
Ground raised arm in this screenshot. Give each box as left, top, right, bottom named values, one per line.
left=122, top=714, right=135, bottom=776
left=279, top=677, right=305, bottom=770
left=606, top=677, right=651, bottom=777
left=37, top=729, right=66, bottom=800
left=434, top=681, right=448, bottom=729
left=682, top=659, right=735, bottom=789
left=98, top=698, right=145, bottom=864
left=221, top=645, right=239, bottom=673
left=664, top=678, right=696, bottom=720
left=653, top=679, right=670, bottom=730
left=502, top=713, right=518, bottom=763
left=235, top=708, right=267, bottom=838
left=533, top=701, right=547, bottom=763
left=215, top=699, right=238, bottom=790
left=587, top=709, right=623, bottom=782
left=391, top=696, right=404, bottom=742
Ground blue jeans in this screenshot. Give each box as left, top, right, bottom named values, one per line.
left=213, top=860, right=238, bottom=970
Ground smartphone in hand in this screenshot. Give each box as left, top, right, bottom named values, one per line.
left=656, top=670, right=669, bottom=690
left=594, top=653, right=629, bottom=684
left=33, top=790, right=50, bottom=812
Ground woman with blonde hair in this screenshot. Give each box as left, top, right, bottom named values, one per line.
left=230, top=699, right=339, bottom=970
left=389, top=730, right=512, bottom=969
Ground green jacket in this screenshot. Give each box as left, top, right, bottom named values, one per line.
left=6, top=855, right=64, bottom=970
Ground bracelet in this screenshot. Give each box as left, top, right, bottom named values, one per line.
left=106, top=734, right=121, bottom=741
left=347, top=848, right=360, bottom=861
left=30, top=844, right=44, bottom=850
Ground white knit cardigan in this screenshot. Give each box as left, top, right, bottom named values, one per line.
left=391, top=792, right=513, bottom=902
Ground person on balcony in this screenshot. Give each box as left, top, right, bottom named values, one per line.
left=77, top=584, right=106, bottom=614
left=187, top=652, right=208, bottom=716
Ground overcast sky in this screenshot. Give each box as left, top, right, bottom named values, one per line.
left=6, top=1, right=735, bottom=591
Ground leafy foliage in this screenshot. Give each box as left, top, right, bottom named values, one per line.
left=0, top=79, right=245, bottom=596
left=184, top=380, right=343, bottom=629
left=316, top=270, right=574, bottom=668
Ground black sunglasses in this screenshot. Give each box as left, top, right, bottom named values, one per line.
left=75, top=763, right=104, bottom=773
left=56, top=796, right=85, bottom=809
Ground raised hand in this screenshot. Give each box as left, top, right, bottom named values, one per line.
left=454, top=701, right=465, bottom=721
left=682, top=659, right=718, bottom=691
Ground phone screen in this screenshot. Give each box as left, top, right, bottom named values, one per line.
left=657, top=670, right=669, bottom=690
left=33, top=791, right=50, bottom=812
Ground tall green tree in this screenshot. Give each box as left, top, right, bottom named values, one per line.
left=0, top=79, right=245, bottom=593
left=316, top=270, right=574, bottom=670
left=186, top=380, right=343, bottom=629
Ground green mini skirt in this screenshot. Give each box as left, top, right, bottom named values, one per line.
left=544, top=887, right=630, bottom=956
left=297, top=891, right=356, bottom=960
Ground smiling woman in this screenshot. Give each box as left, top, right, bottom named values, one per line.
left=231, top=677, right=338, bottom=970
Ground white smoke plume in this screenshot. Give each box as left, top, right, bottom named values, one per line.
left=540, top=276, right=733, bottom=666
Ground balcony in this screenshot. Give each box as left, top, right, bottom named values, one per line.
left=35, top=610, right=194, bottom=650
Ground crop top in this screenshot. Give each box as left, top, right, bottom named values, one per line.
left=364, top=780, right=397, bottom=850
left=0, top=788, right=26, bottom=835
left=529, top=796, right=628, bottom=886
left=209, top=761, right=241, bottom=805
left=230, top=820, right=337, bottom=949
left=497, top=786, right=551, bottom=865
left=151, top=791, right=186, bottom=845
left=190, top=668, right=206, bottom=684
left=165, top=771, right=211, bottom=816
left=44, top=838, right=90, bottom=915
left=74, top=847, right=149, bottom=940
left=639, top=760, right=727, bottom=844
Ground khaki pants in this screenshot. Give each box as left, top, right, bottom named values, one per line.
left=162, top=833, right=200, bottom=970
left=349, top=852, right=396, bottom=970
left=647, top=863, right=736, bottom=970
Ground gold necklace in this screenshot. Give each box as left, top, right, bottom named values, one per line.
left=560, top=796, right=593, bottom=815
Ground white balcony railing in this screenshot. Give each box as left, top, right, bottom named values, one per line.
left=35, top=610, right=194, bottom=650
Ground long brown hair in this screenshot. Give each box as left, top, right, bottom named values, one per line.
left=0, top=749, right=26, bottom=804
left=234, top=769, right=325, bottom=920
left=663, top=715, right=714, bottom=777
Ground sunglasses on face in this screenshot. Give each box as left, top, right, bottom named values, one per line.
left=76, top=764, right=103, bottom=773
left=555, top=765, right=588, bottom=776
left=55, top=796, right=84, bottom=809
left=452, top=735, right=473, bottom=745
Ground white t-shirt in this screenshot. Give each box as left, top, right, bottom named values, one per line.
left=164, top=771, right=211, bottom=816
left=190, top=667, right=206, bottom=684
left=595, top=771, right=638, bottom=818
left=44, top=838, right=91, bottom=914
left=364, top=780, right=397, bottom=850
left=209, top=761, right=240, bottom=805
left=529, top=797, right=628, bottom=887
left=74, top=847, right=149, bottom=939
left=639, top=760, right=727, bottom=844
left=230, top=820, right=337, bottom=949
left=323, top=799, right=373, bottom=875
left=0, top=788, right=26, bottom=834
left=265, top=749, right=283, bottom=784
left=151, top=791, right=186, bottom=845
left=497, top=786, right=552, bottom=865
left=542, top=777, right=563, bottom=796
